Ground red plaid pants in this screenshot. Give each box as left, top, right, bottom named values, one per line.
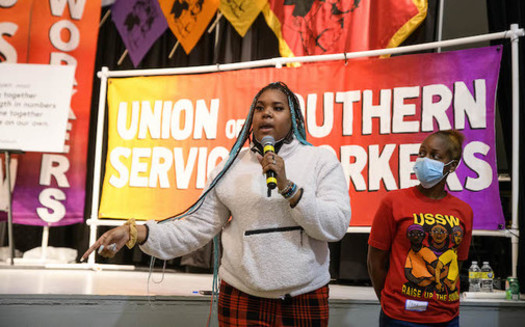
left=218, top=280, right=329, bottom=327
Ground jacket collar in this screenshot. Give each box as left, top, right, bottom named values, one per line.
left=250, top=135, right=300, bottom=158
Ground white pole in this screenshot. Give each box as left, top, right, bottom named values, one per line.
left=436, top=0, right=445, bottom=53
left=41, top=226, right=49, bottom=261
left=4, top=151, right=14, bottom=265
left=101, top=29, right=522, bottom=78
left=510, top=24, right=521, bottom=278
left=87, top=67, right=110, bottom=265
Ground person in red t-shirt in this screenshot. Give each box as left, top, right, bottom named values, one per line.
left=367, top=130, right=473, bottom=327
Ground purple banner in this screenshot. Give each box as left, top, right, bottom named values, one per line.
left=439, top=46, right=504, bottom=229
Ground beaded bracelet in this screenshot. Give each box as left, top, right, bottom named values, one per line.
left=125, top=218, right=138, bottom=249
left=279, top=180, right=298, bottom=199
left=279, top=180, right=293, bottom=195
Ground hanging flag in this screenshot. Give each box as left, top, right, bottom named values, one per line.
left=219, top=0, right=266, bottom=37
left=111, top=0, right=168, bottom=67
left=263, top=0, right=427, bottom=57
left=158, top=0, right=220, bottom=54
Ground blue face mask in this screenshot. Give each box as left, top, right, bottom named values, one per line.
left=413, top=157, right=455, bottom=189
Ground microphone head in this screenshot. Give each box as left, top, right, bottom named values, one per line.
left=261, top=135, right=275, bottom=146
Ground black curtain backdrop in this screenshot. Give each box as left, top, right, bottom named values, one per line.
left=486, top=0, right=525, bottom=293
left=9, top=1, right=524, bottom=290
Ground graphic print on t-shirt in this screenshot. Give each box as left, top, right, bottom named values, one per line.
left=402, top=213, right=464, bottom=302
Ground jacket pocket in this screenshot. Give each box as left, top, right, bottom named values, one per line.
left=241, top=226, right=314, bottom=292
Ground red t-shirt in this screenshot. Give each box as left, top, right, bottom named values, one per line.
left=368, top=186, right=473, bottom=323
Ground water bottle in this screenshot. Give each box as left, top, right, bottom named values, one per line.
left=480, top=261, right=494, bottom=292
left=468, top=261, right=481, bottom=292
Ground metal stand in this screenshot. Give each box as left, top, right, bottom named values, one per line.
left=1, top=149, right=23, bottom=265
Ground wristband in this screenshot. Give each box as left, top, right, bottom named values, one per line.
left=125, top=218, right=137, bottom=249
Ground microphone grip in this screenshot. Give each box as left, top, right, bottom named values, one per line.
left=266, top=170, right=277, bottom=190
left=261, top=135, right=277, bottom=193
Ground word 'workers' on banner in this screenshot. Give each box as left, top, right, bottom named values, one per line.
left=100, top=46, right=504, bottom=230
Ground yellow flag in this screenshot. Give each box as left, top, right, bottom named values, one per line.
left=219, top=0, right=266, bottom=37
left=158, top=0, right=220, bottom=54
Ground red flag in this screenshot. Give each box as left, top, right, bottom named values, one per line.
left=263, top=0, right=427, bottom=57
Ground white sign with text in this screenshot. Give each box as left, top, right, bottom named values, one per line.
left=0, top=63, right=74, bottom=153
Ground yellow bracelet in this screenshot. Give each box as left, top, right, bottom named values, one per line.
left=125, top=218, right=137, bottom=249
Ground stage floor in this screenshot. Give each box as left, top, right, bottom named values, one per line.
left=0, top=265, right=376, bottom=300
left=1, top=265, right=524, bottom=327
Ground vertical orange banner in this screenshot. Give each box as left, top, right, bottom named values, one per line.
left=4, top=0, right=101, bottom=226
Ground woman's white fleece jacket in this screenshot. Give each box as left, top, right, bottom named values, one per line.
left=140, top=139, right=351, bottom=298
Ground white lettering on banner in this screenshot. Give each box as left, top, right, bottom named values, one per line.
left=0, top=22, right=18, bottom=63
left=150, top=147, right=172, bottom=188
left=0, top=0, right=18, bottom=8
left=463, top=141, right=492, bottom=191
left=392, top=86, right=419, bottom=133
left=299, top=82, right=486, bottom=137
left=108, top=146, right=229, bottom=189
left=173, top=147, right=198, bottom=189
left=368, top=144, right=397, bottom=191
left=306, top=93, right=334, bottom=138
left=37, top=0, right=86, bottom=223
left=50, top=0, right=86, bottom=20
left=172, top=99, right=194, bottom=140
left=339, top=141, right=491, bottom=192
left=421, top=84, right=452, bottom=131
left=399, top=143, right=421, bottom=189
left=362, top=89, right=392, bottom=135
left=49, top=20, right=80, bottom=52
left=336, top=90, right=360, bottom=136
left=117, top=100, right=219, bottom=141
left=129, top=147, right=150, bottom=187
left=454, top=80, right=486, bottom=129
left=194, top=99, right=218, bottom=139
left=225, top=119, right=245, bottom=139
left=39, top=154, right=71, bottom=187
left=109, top=147, right=130, bottom=188
left=300, top=81, right=487, bottom=137
left=106, top=79, right=492, bottom=194
left=341, top=145, right=367, bottom=191
left=196, top=147, right=207, bottom=188
left=37, top=188, right=66, bottom=223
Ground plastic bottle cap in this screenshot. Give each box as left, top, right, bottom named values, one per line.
left=472, top=261, right=478, bottom=264
left=483, top=261, right=489, bottom=264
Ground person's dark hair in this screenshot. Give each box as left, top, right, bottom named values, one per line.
left=432, top=130, right=465, bottom=162
left=248, top=81, right=308, bottom=143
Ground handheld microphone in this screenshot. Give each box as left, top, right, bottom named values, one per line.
left=261, top=135, right=277, bottom=194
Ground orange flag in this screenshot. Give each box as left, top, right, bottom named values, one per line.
left=158, top=0, right=220, bottom=54
left=219, top=0, right=267, bottom=37
left=263, top=0, right=427, bottom=57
